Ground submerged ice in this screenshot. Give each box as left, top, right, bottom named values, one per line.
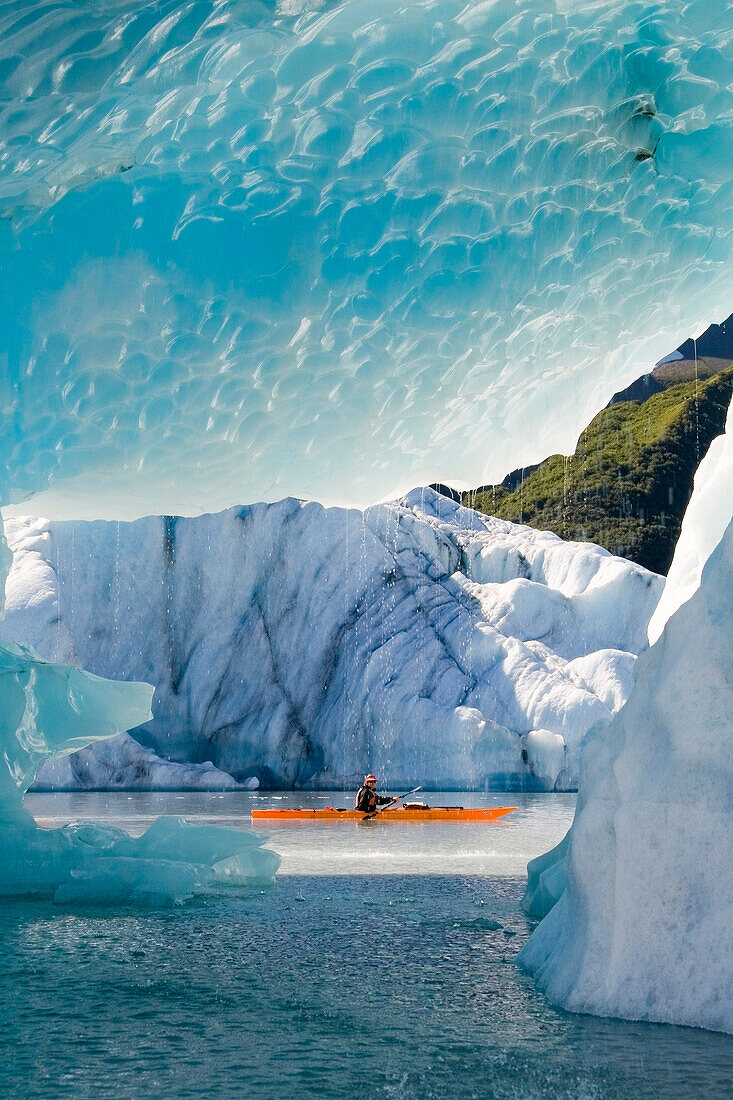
left=2, top=489, right=661, bottom=792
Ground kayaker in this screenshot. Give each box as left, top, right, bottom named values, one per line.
left=354, top=774, right=393, bottom=813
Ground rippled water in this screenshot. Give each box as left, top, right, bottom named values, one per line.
left=4, top=792, right=729, bottom=1099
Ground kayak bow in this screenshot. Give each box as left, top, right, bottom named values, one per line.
left=251, top=804, right=516, bottom=823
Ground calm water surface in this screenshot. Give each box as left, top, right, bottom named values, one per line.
left=1, top=791, right=727, bottom=1099
left=27, top=789, right=575, bottom=875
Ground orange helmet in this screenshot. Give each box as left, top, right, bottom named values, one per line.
left=364, top=774, right=377, bottom=785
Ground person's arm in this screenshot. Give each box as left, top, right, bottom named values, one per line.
left=375, top=793, right=394, bottom=806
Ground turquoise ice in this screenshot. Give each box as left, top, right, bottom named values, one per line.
left=0, top=624, right=279, bottom=904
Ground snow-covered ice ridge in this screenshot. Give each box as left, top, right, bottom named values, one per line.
left=2, top=489, right=661, bottom=793
left=1, top=0, right=732, bottom=518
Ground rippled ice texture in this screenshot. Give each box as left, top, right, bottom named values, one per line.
left=0, top=0, right=732, bottom=517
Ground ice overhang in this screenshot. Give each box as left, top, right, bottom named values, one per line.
left=0, top=0, right=731, bottom=520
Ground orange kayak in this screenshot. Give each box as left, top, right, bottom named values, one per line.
left=251, top=804, right=516, bottom=823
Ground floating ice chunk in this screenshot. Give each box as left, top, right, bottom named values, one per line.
left=50, top=817, right=278, bottom=906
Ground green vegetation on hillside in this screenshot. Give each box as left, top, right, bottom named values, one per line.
left=464, top=365, right=733, bottom=575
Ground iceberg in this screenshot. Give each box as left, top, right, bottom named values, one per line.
left=34, top=732, right=242, bottom=791
left=2, top=490, right=661, bottom=792
left=0, top=627, right=278, bottom=903
left=520, top=413, right=733, bottom=1033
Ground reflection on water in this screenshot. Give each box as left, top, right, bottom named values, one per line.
left=26, top=790, right=576, bottom=875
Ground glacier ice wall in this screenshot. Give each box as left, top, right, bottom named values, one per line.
left=2, top=490, right=661, bottom=791
left=0, top=0, right=732, bottom=517
left=520, top=514, right=733, bottom=1032
left=520, top=406, right=733, bottom=1032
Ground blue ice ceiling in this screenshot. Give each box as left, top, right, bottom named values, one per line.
left=1, top=0, right=732, bottom=516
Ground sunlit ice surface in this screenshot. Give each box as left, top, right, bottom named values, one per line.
left=521, top=513, right=733, bottom=1034
left=26, top=789, right=577, bottom=874
left=4, top=495, right=661, bottom=794
left=1, top=0, right=732, bottom=518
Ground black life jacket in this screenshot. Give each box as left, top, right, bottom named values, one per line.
left=355, top=785, right=377, bottom=812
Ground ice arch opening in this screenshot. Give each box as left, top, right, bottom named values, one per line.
left=0, top=0, right=730, bottom=1021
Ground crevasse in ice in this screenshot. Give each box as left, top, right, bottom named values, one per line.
left=1, top=489, right=662, bottom=792
left=1, top=0, right=732, bottom=517
left=520, top=411, right=733, bottom=1032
